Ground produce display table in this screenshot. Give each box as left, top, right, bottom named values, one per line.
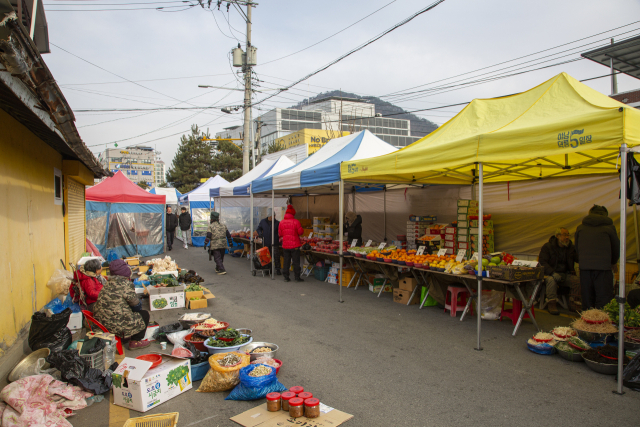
left=412, top=267, right=542, bottom=336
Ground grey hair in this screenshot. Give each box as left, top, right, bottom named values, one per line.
left=84, top=259, right=102, bottom=273
left=555, top=228, right=568, bottom=236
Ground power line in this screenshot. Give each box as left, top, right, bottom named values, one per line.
left=47, top=4, right=197, bottom=10
left=259, top=0, right=398, bottom=66
left=59, top=72, right=234, bottom=86
left=250, top=0, right=447, bottom=109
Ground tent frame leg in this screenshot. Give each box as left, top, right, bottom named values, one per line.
left=615, top=144, right=627, bottom=395
left=476, top=162, right=484, bottom=351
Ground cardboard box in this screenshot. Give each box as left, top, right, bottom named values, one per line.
left=470, top=227, right=494, bottom=235
left=112, top=356, right=192, bottom=413
left=457, top=213, right=467, bottom=221
left=67, top=312, right=83, bottom=331
left=470, top=220, right=494, bottom=228
left=444, top=241, right=455, bottom=248
left=457, top=220, right=469, bottom=228
left=444, top=234, right=456, bottom=241
left=458, top=234, right=469, bottom=242
left=399, top=277, right=417, bottom=292
left=457, top=199, right=478, bottom=207
left=299, top=218, right=312, bottom=228
left=149, top=285, right=186, bottom=311
left=125, top=257, right=140, bottom=266
left=457, top=206, right=469, bottom=214
left=457, top=227, right=469, bottom=236
left=188, top=298, right=207, bottom=309
left=231, top=403, right=353, bottom=427
left=369, top=283, right=392, bottom=293
left=393, top=288, right=418, bottom=305
left=458, top=242, right=469, bottom=249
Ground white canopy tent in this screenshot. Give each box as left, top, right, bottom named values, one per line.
left=178, top=175, right=230, bottom=247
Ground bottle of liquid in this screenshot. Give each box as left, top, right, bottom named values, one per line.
left=104, top=341, right=115, bottom=370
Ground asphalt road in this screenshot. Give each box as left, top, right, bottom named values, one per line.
left=75, top=244, right=640, bottom=427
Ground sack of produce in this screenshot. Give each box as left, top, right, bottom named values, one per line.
left=197, top=352, right=250, bottom=393
left=225, top=364, right=286, bottom=401
left=256, top=247, right=272, bottom=266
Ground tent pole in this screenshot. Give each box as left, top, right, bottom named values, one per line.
left=307, top=194, right=309, bottom=219
left=383, top=186, right=387, bottom=241
left=339, top=179, right=344, bottom=303
left=634, top=204, right=639, bottom=267
left=250, top=187, right=254, bottom=274
left=476, top=163, right=484, bottom=351
left=616, top=144, right=627, bottom=395
left=272, top=190, right=275, bottom=280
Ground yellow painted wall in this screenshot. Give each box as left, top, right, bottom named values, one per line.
left=275, top=129, right=350, bottom=154
left=0, top=109, right=66, bottom=357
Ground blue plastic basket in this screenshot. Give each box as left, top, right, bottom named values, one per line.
left=527, top=342, right=556, bottom=355
left=191, top=361, right=209, bottom=382
left=314, top=266, right=331, bottom=281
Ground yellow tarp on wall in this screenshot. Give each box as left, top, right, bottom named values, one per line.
left=341, top=73, right=640, bottom=184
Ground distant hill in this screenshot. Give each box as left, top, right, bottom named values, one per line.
left=290, top=90, right=438, bottom=138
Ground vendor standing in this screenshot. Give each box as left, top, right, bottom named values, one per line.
left=575, top=205, right=620, bottom=309
left=94, top=259, right=150, bottom=350
left=344, top=211, right=363, bottom=246
left=538, top=228, right=578, bottom=315
left=205, top=211, right=232, bottom=275
left=166, top=206, right=178, bottom=251
left=256, top=208, right=281, bottom=275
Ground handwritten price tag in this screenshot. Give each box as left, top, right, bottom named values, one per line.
left=456, top=249, right=466, bottom=263
left=437, top=248, right=447, bottom=257
left=365, top=240, right=372, bottom=247
left=308, top=232, right=313, bottom=238
left=471, top=252, right=479, bottom=261
left=378, top=242, right=386, bottom=250
left=416, top=246, right=425, bottom=255
left=350, top=239, right=358, bottom=248
left=512, top=260, right=539, bottom=267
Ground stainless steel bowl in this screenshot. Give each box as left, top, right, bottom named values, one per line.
left=575, top=329, right=614, bottom=343
left=240, top=342, right=279, bottom=361
left=583, top=357, right=618, bottom=375
left=236, top=328, right=252, bottom=337
left=8, top=348, right=51, bottom=382
left=556, top=346, right=584, bottom=362
left=624, top=340, right=640, bottom=351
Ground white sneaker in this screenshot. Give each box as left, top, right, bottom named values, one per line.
left=184, top=245, right=188, bottom=250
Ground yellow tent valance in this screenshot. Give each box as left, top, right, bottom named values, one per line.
left=341, top=73, right=640, bottom=184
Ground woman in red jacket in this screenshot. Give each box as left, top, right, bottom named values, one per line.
left=69, top=259, right=105, bottom=311
left=278, top=205, right=304, bottom=282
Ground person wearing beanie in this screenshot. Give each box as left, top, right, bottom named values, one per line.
left=205, top=211, right=232, bottom=274
left=178, top=206, right=192, bottom=249
left=278, top=205, right=304, bottom=282
left=575, top=204, right=620, bottom=309
left=165, top=206, right=179, bottom=251
left=93, top=259, right=151, bottom=350
left=256, top=208, right=281, bottom=275
left=344, top=211, right=363, bottom=246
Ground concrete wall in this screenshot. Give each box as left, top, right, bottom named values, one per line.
left=0, top=108, right=65, bottom=357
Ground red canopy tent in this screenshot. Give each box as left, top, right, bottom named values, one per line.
left=86, top=171, right=166, bottom=204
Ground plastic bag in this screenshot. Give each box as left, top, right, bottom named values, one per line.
left=167, top=330, right=190, bottom=346
left=623, top=352, right=640, bottom=391
left=28, top=309, right=73, bottom=352
left=225, top=364, right=286, bottom=400
left=46, top=350, right=112, bottom=394
left=46, top=269, right=73, bottom=300
left=153, top=322, right=183, bottom=343
left=171, top=343, right=193, bottom=358
left=43, top=298, right=82, bottom=314
left=107, top=251, right=119, bottom=263
left=18, top=358, right=58, bottom=380
left=256, top=247, right=271, bottom=266
left=473, top=290, right=504, bottom=320
left=197, top=352, right=250, bottom=393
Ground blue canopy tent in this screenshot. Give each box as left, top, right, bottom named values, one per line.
left=86, top=171, right=166, bottom=258
left=179, top=175, right=230, bottom=247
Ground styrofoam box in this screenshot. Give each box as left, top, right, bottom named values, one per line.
left=67, top=312, right=83, bottom=331
left=149, top=285, right=186, bottom=311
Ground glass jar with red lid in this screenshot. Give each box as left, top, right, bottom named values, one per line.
left=266, top=392, right=281, bottom=412
left=304, top=398, right=320, bottom=418
left=281, top=392, right=296, bottom=411
left=298, top=392, right=313, bottom=400
left=288, top=397, right=304, bottom=418
left=289, top=386, right=304, bottom=395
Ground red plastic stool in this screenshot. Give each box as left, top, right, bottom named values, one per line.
left=500, top=295, right=535, bottom=325
left=444, top=286, right=472, bottom=317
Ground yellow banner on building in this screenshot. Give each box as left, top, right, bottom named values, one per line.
left=275, top=129, right=349, bottom=154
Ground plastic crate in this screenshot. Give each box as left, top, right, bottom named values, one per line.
left=80, top=348, right=103, bottom=370
left=123, top=413, right=179, bottom=427
left=314, top=266, right=331, bottom=281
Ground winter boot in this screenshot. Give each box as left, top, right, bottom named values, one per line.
left=548, top=300, right=559, bottom=315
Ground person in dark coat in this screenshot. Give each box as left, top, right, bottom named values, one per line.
left=165, top=206, right=179, bottom=251
left=575, top=205, right=620, bottom=309
left=344, top=211, right=363, bottom=246
left=538, top=228, right=578, bottom=315
left=256, top=208, right=281, bottom=275
left=178, top=207, right=192, bottom=249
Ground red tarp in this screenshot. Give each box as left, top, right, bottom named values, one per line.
left=86, top=171, right=166, bottom=204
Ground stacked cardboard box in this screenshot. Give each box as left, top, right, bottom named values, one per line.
left=406, top=220, right=435, bottom=248
left=443, top=226, right=456, bottom=255
left=457, top=200, right=494, bottom=258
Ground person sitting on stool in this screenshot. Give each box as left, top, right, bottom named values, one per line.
left=539, top=227, right=578, bottom=315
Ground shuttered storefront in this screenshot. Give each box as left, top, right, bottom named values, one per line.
left=67, top=177, right=85, bottom=264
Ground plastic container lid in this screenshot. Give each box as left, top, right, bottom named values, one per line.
left=281, top=392, right=296, bottom=401
left=289, top=397, right=304, bottom=407
left=289, top=386, right=304, bottom=394
left=298, top=392, right=313, bottom=400
left=304, top=398, right=320, bottom=406
left=266, top=392, right=281, bottom=401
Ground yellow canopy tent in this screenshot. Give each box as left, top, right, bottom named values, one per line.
left=341, top=72, right=640, bottom=184
left=340, top=73, right=640, bottom=393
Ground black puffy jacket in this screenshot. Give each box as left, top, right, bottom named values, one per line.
left=166, top=213, right=179, bottom=232
left=575, top=214, right=620, bottom=270
left=344, top=215, right=363, bottom=246
left=538, top=235, right=576, bottom=276
left=178, top=212, right=192, bottom=231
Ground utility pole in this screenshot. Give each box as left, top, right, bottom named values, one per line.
left=255, top=119, right=263, bottom=164
left=242, top=2, right=253, bottom=175
left=610, top=38, right=618, bottom=95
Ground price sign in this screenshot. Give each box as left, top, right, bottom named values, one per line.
left=365, top=240, right=372, bottom=247
left=471, top=252, right=479, bottom=261
left=456, top=249, right=467, bottom=263
left=308, top=232, right=313, bottom=238
left=350, top=239, right=358, bottom=248
left=437, top=248, right=447, bottom=257
left=416, top=246, right=425, bottom=255
left=512, top=260, right=539, bottom=267
left=378, top=242, right=386, bottom=250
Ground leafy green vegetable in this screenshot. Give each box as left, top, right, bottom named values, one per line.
left=206, top=335, right=250, bottom=348
left=603, top=298, right=640, bottom=327
left=185, top=284, right=204, bottom=292
left=215, top=327, right=239, bottom=340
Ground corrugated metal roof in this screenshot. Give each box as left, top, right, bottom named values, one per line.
left=581, top=35, right=640, bottom=80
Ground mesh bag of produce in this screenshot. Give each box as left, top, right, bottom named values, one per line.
left=197, top=352, right=250, bottom=393
left=225, top=364, right=287, bottom=401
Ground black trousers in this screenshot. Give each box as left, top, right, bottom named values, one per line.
left=283, top=248, right=301, bottom=279
left=580, top=270, right=614, bottom=309
left=131, top=310, right=150, bottom=341
left=166, top=230, right=175, bottom=248
left=212, top=248, right=225, bottom=271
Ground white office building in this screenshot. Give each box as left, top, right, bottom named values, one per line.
left=97, top=145, right=156, bottom=187
left=154, top=160, right=166, bottom=186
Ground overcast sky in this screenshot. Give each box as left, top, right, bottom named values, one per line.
left=43, top=0, right=640, bottom=167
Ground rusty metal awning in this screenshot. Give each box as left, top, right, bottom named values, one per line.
left=581, top=35, right=640, bottom=80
